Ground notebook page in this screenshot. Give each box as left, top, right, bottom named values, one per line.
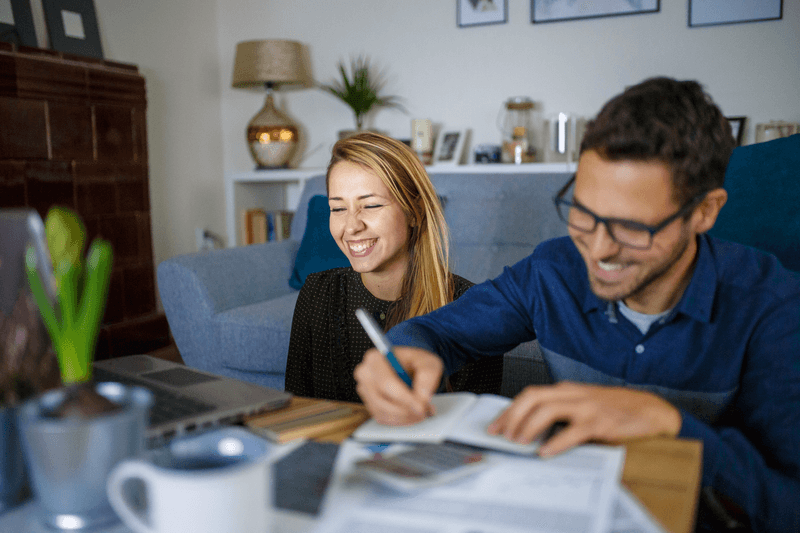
left=446, top=394, right=541, bottom=454
left=351, top=392, right=477, bottom=443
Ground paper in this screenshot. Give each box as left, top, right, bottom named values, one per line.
left=313, top=440, right=625, bottom=533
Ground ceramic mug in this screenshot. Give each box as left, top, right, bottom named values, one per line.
left=107, top=427, right=273, bottom=533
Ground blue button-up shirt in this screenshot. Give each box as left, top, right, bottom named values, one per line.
left=389, top=235, right=800, bottom=532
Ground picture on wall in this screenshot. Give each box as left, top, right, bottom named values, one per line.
left=726, top=116, right=746, bottom=147
left=689, top=0, right=782, bottom=27
left=532, top=0, right=659, bottom=24
left=0, top=0, right=37, bottom=46
left=42, top=0, right=103, bottom=58
left=457, top=0, right=508, bottom=28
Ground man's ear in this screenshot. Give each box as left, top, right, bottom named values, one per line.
left=694, top=188, right=727, bottom=234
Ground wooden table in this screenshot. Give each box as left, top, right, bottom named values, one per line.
left=247, top=397, right=703, bottom=533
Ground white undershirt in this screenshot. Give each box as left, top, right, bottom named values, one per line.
left=617, top=300, right=672, bottom=334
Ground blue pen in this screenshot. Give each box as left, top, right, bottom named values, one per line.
left=355, top=308, right=413, bottom=387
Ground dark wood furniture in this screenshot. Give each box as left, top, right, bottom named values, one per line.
left=0, top=43, right=170, bottom=359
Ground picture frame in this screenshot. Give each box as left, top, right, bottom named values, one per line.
left=457, top=0, right=507, bottom=28
left=532, top=0, right=659, bottom=24
left=42, top=0, right=103, bottom=58
left=726, top=116, right=746, bottom=147
left=0, top=0, right=37, bottom=47
left=689, top=0, right=782, bottom=28
left=433, top=130, right=467, bottom=166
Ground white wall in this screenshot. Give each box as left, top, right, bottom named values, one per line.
left=36, top=0, right=800, bottom=264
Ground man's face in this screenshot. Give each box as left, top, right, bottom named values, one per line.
left=569, top=150, right=700, bottom=314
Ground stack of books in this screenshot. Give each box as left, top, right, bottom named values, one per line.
left=240, top=209, right=293, bottom=246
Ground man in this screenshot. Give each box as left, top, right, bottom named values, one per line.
left=354, top=78, right=800, bottom=532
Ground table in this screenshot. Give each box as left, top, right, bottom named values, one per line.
left=0, top=396, right=702, bottom=533
left=249, top=397, right=703, bottom=533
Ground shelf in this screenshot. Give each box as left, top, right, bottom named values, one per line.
left=228, top=162, right=576, bottom=183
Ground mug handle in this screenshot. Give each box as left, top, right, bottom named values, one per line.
left=107, top=459, right=158, bottom=533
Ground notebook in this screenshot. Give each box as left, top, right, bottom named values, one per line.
left=1, top=208, right=292, bottom=445
left=351, top=392, right=543, bottom=454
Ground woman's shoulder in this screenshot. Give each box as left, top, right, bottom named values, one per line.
left=451, top=273, right=475, bottom=299
left=300, top=267, right=354, bottom=294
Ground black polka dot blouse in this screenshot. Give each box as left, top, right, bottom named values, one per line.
left=284, top=267, right=503, bottom=402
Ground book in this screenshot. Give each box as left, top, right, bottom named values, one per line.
left=351, top=392, right=542, bottom=454
left=272, top=210, right=293, bottom=241
left=246, top=399, right=369, bottom=444
left=251, top=209, right=268, bottom=244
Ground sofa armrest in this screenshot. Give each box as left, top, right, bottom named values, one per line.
left=158, top=240, right=300, bottom=316
left=157, top=240, right=300, bottom=375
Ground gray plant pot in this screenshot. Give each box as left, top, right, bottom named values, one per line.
left=16, top=382, right=152, bottom=530
left=0, top=405, right=29, bottom=513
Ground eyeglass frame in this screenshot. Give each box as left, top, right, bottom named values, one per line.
left=553, top=174, right=707, bottom=250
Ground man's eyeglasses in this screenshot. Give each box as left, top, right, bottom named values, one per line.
left=553, top=175, right=706, bottom=250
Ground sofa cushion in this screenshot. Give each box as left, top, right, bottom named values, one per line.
left=710, top=134, right=800, bottom=272
left=288, top=195, right=349, bottom=290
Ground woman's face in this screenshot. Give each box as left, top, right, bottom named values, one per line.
left=328, top=161, right=411, bottom=283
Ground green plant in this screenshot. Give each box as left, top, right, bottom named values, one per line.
left=25, top=207, right=112, bottom=385
left=320, top=56, right=406, bottom=130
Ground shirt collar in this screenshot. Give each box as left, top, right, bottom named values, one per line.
left=579, top=234, right=718, bottom=323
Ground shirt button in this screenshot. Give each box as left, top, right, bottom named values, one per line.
left=379, top=312, right=386, bottom=320
left=635, top=344, right=645, bottom=354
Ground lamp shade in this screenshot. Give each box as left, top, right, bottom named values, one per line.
left=232, top=40, right=310, bottom=89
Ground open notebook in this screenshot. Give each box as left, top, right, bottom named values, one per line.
left=351, top=392, right=543, bottom=454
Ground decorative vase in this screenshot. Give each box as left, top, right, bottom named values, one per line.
left=0, top=406, right=29, bottom=513
left=17, top=382, right=152, bottom=530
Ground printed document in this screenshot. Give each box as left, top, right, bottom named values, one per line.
left=312, top=439, right=626, bottom=533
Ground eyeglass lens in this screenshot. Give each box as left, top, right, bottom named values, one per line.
left=558, top=202, right=652, bottom=249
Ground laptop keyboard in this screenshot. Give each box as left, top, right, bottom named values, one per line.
left=92, top=367, right=216, bottom=426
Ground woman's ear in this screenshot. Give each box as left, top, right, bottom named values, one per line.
left=694, top=188, right=727, bottom=234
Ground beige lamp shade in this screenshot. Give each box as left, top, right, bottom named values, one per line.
left=232, top=40, right=310, bottom=89
left=231, top=40, right=311, bottom=169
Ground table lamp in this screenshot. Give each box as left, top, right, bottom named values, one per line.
left=232, top=40, right=311, bottom=169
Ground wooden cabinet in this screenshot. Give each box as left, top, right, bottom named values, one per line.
left=0, top=43, right=169, bottom=359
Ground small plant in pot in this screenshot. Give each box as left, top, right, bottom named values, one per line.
left=25, top=206, right=116, bottom=415
left=16, top=207, right=153, bottom=530
left=320, top=55, right=406, bottom=136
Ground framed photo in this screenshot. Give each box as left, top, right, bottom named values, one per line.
left=457, top=0, right=507, bottom=28
left=42, top=0, right=103, bottom=58
left=433, top=130, right=467, bottom=166
left=726, top=116, right=746, bottom=147
left=532, top=0, right=659, bottom=24
left=0, top=0, right=37, bottom=46
left=689, top=0, right=782, bottom=28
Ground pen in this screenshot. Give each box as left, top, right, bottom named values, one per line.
left=355, top=308, right=413, bottom=387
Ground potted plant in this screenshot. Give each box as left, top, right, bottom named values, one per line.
left=320, top=56, right=406, bottom=136
left=15, top=207, right=152, bottom=530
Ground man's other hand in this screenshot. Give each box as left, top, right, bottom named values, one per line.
left=487, top=382, right=682, bottom=456
left=354, top=347, right=443, bottom=426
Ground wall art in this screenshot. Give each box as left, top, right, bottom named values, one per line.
left=532, top=0, right=659, bottom=24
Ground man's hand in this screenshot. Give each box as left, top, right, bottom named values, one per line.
left=354, top=347, right=443, bottom=425
left=487, top=382, right=682, bottom=456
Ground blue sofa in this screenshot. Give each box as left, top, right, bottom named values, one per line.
left=157, top=170, right=573, bottom=391
left=157, top=133, right=800, bottom=393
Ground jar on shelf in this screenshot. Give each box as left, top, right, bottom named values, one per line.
left=499, top=97, right=539, bottom=164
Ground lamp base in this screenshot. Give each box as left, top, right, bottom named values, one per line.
left=246, top=92, right=299, bottom=169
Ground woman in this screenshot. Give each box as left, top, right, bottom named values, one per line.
left=285, top=132, right=502, bottom=402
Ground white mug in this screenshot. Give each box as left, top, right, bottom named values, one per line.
left=107, top=428, right=272, bottom=533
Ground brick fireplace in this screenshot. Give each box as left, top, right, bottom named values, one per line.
left=0, top=43, right=171, bottom=360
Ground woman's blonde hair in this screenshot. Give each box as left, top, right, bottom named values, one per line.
left=326, top=132, right=453, bottom=329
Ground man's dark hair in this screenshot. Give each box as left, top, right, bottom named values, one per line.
left=580, top=77, right=735, bottom=205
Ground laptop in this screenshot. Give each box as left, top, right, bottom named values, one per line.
left=1, top=208, right=292, bottom=445
left=93, top=355, right=292, bottom=445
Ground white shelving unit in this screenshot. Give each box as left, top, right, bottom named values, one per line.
left=225, top=162, right=577, bottom=247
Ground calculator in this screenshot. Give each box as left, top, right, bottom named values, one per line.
left=354, top=443, right=489, bottom=491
